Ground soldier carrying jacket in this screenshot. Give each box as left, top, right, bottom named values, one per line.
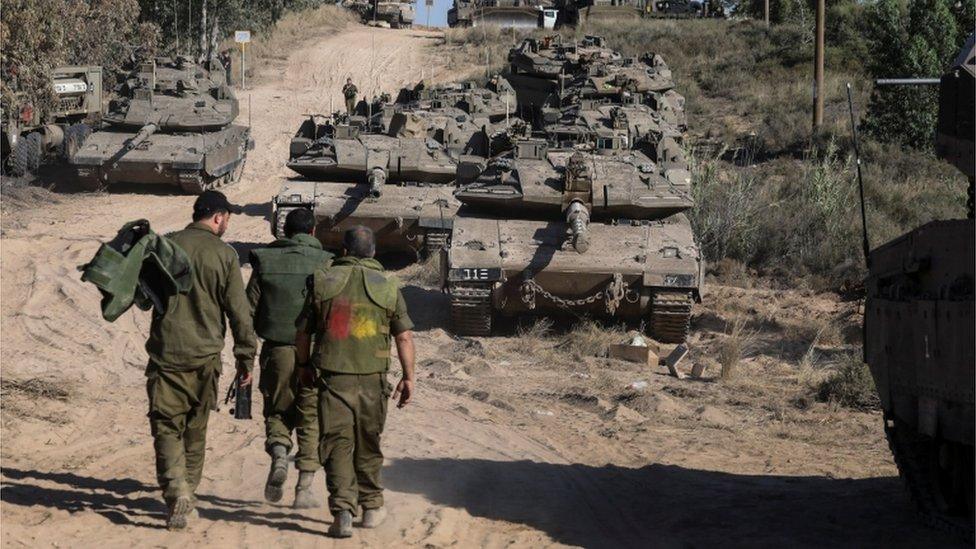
left=295, top=225, right=416, bottom=538
left=246, top=208, right=334, bottom=509
left=145, top=190, right=256, bottom=530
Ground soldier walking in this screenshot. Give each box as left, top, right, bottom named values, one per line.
left=295, top=226, right=416, bottom=538
left=342, top=78, right=358, bottom=116
left=246, top=208, right=334, bottom=509
left=145, top=191, right=256, bottom=530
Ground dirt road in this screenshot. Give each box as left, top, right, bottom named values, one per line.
left=0, top=24, right=962, bottom=548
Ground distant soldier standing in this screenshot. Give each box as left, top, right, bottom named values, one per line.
left=246, top=208, right=334, bottom=509
left=145, top=191, right=256, bottom=530
left=342, top=78, right=358, bottom=116
left=295, top=226, right=415, bottom=538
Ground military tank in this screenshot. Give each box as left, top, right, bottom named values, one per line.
left=863, top=34, right=974, bottom=538
left=349, top=0, right=415, bottom=28
left=398, top=76, right=519, bottom=124
left=541, top=99, right=685, bottom=153
left=286, top=114, right=458, bottom=183
left=280, top=113, right=459, bottom=256
left=69, top=56, right=251, bottom=193
left=444, top=138, right=701, bottom=341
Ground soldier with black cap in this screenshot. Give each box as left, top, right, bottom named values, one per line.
left=144, top=190, right=257, bottom=530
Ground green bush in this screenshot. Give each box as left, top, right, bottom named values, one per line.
left=861, top=0, right=974, bottom=148
left=816, top=354, right=880, bottom=410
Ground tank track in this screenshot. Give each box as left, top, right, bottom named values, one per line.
left=424, top=229, right=451, bottom=259
left=650, top=291, right=693, bottom=343
left=178, top=155, right=246, bottom=194
left=884, top=415, right=975, bottom=541
left=449, top=282, right=492, bottom=337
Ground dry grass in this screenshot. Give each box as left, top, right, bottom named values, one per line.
left=816, top=354, right=880, bottom=410
left=0, top=377, right=71, bottom=401
left=402, top=255, right=443, bottom=288
left=718, top=316, right=757, bottom=380
left=563, top=320, right=626, bottom=359
left=222, top=5, right=358, bottom=85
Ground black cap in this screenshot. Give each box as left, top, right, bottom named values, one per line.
left=193, top=190, right=243, bottom=216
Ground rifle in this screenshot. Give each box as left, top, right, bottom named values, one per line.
left=224, top=373, right=252, bottom=420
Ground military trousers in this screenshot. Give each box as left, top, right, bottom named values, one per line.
left=317, top=372, right=392, bottom=514
left=146, top=357, right=219, bottom=501
left=259, top=342, right=320, bottom=472
left=345, top=98, right=356, bottom=116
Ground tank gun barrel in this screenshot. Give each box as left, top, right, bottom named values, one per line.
left=368, top=167, right=387, bottom=198
left=875, top=78, right=940, bottom=86
left=126, top=123, right=158, bottom=151
left=565, top=200, right=590, bottom=254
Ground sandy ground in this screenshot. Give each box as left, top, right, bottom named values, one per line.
left=0, top=24, right=964, bottom=548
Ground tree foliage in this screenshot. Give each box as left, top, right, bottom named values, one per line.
left=861, top=0, right=974, bottom=148
left=1, top=0, right=159, bottom=118
left=137, top=0, right=330, bottom=59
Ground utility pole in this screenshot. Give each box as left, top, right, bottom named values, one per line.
left=812, top=0, right=825, bottom=131
left=764, top=0, right=769, bottom=26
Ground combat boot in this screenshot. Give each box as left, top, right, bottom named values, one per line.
left=166, top=495, right=193, bottom=530
left=292, top=471, right=318, bottom=509
left=361, top=506, right=386, bottom=528
left=328, top=509, right=353, bottom=538
left=264, top=444, right=289, bottom=503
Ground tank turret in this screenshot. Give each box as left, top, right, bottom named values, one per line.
left=70, top=56, right=251, bottom=193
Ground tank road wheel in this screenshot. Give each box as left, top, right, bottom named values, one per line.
left=61, top=124, right=92, bottom=161
left=178, top=172, right=213, bottom=194
left=449, top=282, right=493, bottom=336
left=12, top=132, right=43, bottom=177
left=649, top=291, right=693, bottom=343
left=424, top=229, right=450, bottom=259
left=885, top=415, right=975, bottom=540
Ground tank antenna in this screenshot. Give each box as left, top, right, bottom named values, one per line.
left=846, top=82, right=871, bottom=268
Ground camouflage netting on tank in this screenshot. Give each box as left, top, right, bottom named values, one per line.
left=0, top=0, right=159, bottom=119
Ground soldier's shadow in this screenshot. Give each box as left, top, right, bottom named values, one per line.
left=0, top=467, right=327, bottom=534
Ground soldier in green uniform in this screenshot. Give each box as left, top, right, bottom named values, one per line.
left=343, top=78, right=358, bottom=116
left=246, top=208, right=334, bottom=509
left=145, top=191, right=256, bottom=530
left=295, top=226, right=415, bottom=538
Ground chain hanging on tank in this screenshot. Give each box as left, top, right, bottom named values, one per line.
left=520, top=273, right=626, bottom=314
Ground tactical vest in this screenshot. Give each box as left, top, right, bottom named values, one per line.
left=312, top=260, right=398, bottom=375
left=251, top=236, right=333, bottom=344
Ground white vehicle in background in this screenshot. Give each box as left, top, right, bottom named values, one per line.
left=448, top=0, right=560, bottom=29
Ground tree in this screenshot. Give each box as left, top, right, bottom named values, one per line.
left=862, top=0, right=970, bottom=148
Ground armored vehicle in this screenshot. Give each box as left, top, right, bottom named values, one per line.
left=647, top=0, right=723, bottom=17
left=568, top=54, right=676, bottom=99
left=70, top=56, right=251, bottom=193
left=508, top=35, right=619, bottom=79
left=286, top=114, right=460, bottom=183
left=273, top=178, right=458, bottom=258
left=863, top=34, right=974, bottom=537
left=398, top=77, right=519, bottom=124
left=350, top=0, right=415, bottom=28
left=448, top=0, right=557, bottom=28
left=2, top=65, right=103, bottom=176
left=278, top=112, right=466, bottom=258
left=444, top=139, right=701, bottom=341
left=557, top=0, right=646, bottom=25
left=542, top=99, right=685, bottom=151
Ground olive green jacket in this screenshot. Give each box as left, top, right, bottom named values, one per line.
left=145, top=222, right=257, bottom=372
left=246, top=233, right=334, bottom=345
left=297, top=256, right=413, bottom=374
